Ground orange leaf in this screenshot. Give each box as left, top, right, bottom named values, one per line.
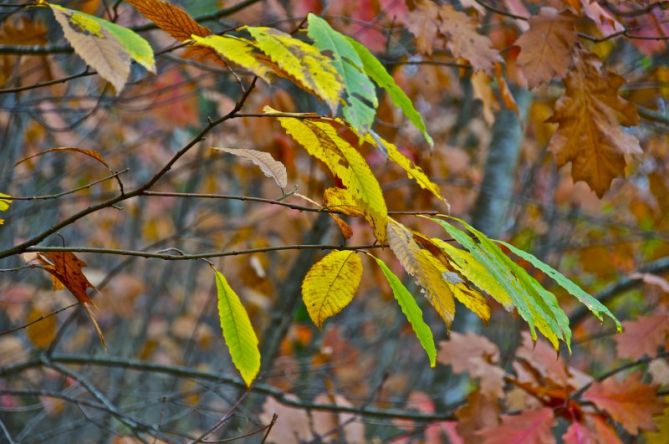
left=478, top=407, right=555, bottom=444
left=548, top=48, right=641, bottom=197
left=516, top=8, right=578, bottom=88
left=126, top=0, right=210, bottom=41
left=614, top=313, right=669, bottom=360
left=582, top=372, right=663, bottom=435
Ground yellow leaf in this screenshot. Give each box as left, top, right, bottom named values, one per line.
left=365, top=132, right=446, bottom=203
left=245, top=27, right=342, bottom=113
left=431, top=237, right=514, bottom=310
left=302, top=250, right=363, bottom=328
left=387, top=220, right=455, bottom=326
left=26, top=307, right=57, bottom=349
left=323, top=187, right=365, bottom=217
left=276, top=115, right=388, bottom=241
left=0, top=192, right=11, bottom=225
left=548, top=48, right=642, bottom=197
left=190, top=34, right=272, bottom=81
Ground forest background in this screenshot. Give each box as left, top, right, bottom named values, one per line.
left=1, top=0, right=669, bottom=443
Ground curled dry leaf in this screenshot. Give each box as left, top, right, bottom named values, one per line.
left=212, top=147, right=288, bottom=189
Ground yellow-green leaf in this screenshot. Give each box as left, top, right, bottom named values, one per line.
left=0, top=193, right=12, bottom=225
left=373, top=256, right=436, bottom=367
left=47, top=3, right=155, bottom=94
left=190, top=34, right=272, bottom=81
left=275, top=114, right=388, bottom=241
left=302, top=250, right=362, bottom=328
left=366, top=131, right=445, bottom=203
left=244, top=26, right=342, bottom=113
left=214, top=268, right=260, bottom=386
left=387, top=219, right=455, bottom=326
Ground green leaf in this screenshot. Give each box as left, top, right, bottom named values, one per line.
left=214, top=268, right=261, bottom=386
left=430, top=216, right=571, bottom=350
left=307, top=14, right=377, bottom=134
left=345, top=36, right=433, bottom=146
left=373, top=256, right=437, bottom=367
left=497, top=240, right=621, bottom=332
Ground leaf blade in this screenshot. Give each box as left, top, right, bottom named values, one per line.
left=212, top=147, right=288, bottom=189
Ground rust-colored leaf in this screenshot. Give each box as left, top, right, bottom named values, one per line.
left=516, top=8, right=578, bottom=88
left=548, top=48, right=642, bottom=197
left=478, top=407, right=555, bottom=444
left=582, top=372, right=663, bottom=435
left=455, top=390, right=500, bottom=444
left=126, top=0, right=210, bottom=41
left=614, top=313, right=669, bottom=359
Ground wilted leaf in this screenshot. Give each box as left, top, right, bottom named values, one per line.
left=479, top=408, right=555, bottom=444
left=438, top=332, right=505, bottom=398
left=307, top=14, right=377, bottom=134
left=275, top=114, right=388, bottom=241
left=302, top=250, right=362, bottom=328
left=374, top=256, right=437, bottom=366
left=548, top=48, right=642, bottom=197
left=245, top=26, right=343, bottom=113
left=387, top=220, right=455, bottom=326
left=48, top=3, right=155, bottom=93
left=214, top=268, right=260, bottom=386
left=212, top=147, right=288, bottom=189
left=613, top=313, right=669, bottom=360
left=583, top=372, right=663, bottom=434
left=516, top=8, right=578, bottom=88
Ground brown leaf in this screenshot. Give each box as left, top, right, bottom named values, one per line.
left=438, top=4, right=501, bottom=73
left=405, top=0, right=440, bottom=55
left=582, top=372, right=663, bottom=435
left=478, top=407, right=555, bottom=444
left=126, top=0, right=210, bottom=41
left=516, top=8, right=578, bottom=88
left=455, top=390, right=500, bottom=444
left=548, top=48, right=642, bottom=197
left=438, top=332, right=505, bottom=398
left=614, top=313, right=669, bottom=359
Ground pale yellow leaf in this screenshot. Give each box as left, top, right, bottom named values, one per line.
left=212, top=147, right=288, bottom=189
left=190, top=34, right=272, bottom=81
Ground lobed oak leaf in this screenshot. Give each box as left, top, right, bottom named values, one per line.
left=478, top=407, right=555, bottom=444
left=405, top=0, right=440, bottom=55
left=438, top=332, right=505, bottom=398
left=548, top=48, right=642, bottom=197
left=455, top=390, right=500, bottom=444
left=614, top=313, right=669, bottom=359
left=562, top=421, right=596, bottom=444
left=582, top=372, right=663, bottom=434
left=437, top=4, right=501, bottom=73
left=516, top=8, right=578, bottom=88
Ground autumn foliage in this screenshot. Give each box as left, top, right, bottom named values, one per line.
left=0, top=0, right=668, bottom=443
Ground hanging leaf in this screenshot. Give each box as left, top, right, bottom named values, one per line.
left=307, top=14, right=377, bottom=134
left=47, top=3, right=155, bottom=94
left=244, top=26, right=343, bottom=113
left=430, top=216, right=571, bottom=350
left=190, top=34, right=272, bottom=81
left=274, top=112, right=388, bottom=241
left=36, top=251, right=106, bottom=348
left=302, top=250, right=362, bottom=328
left=387, top=220, right=456, bottom=326
left=0, top=193, right=12, bottom=225
left=516, top=8, right=578, bottom=88
left=373, top=256, right=436, bottom=367
left=345, top=36, right=433, bottom=145
left=212, top=147, right=288, bottom=189
left=214, top=268, right=261, bottom=387
left=548, top=48, right=642, bottom=197
left=498, top=240, right=621, bottom=331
